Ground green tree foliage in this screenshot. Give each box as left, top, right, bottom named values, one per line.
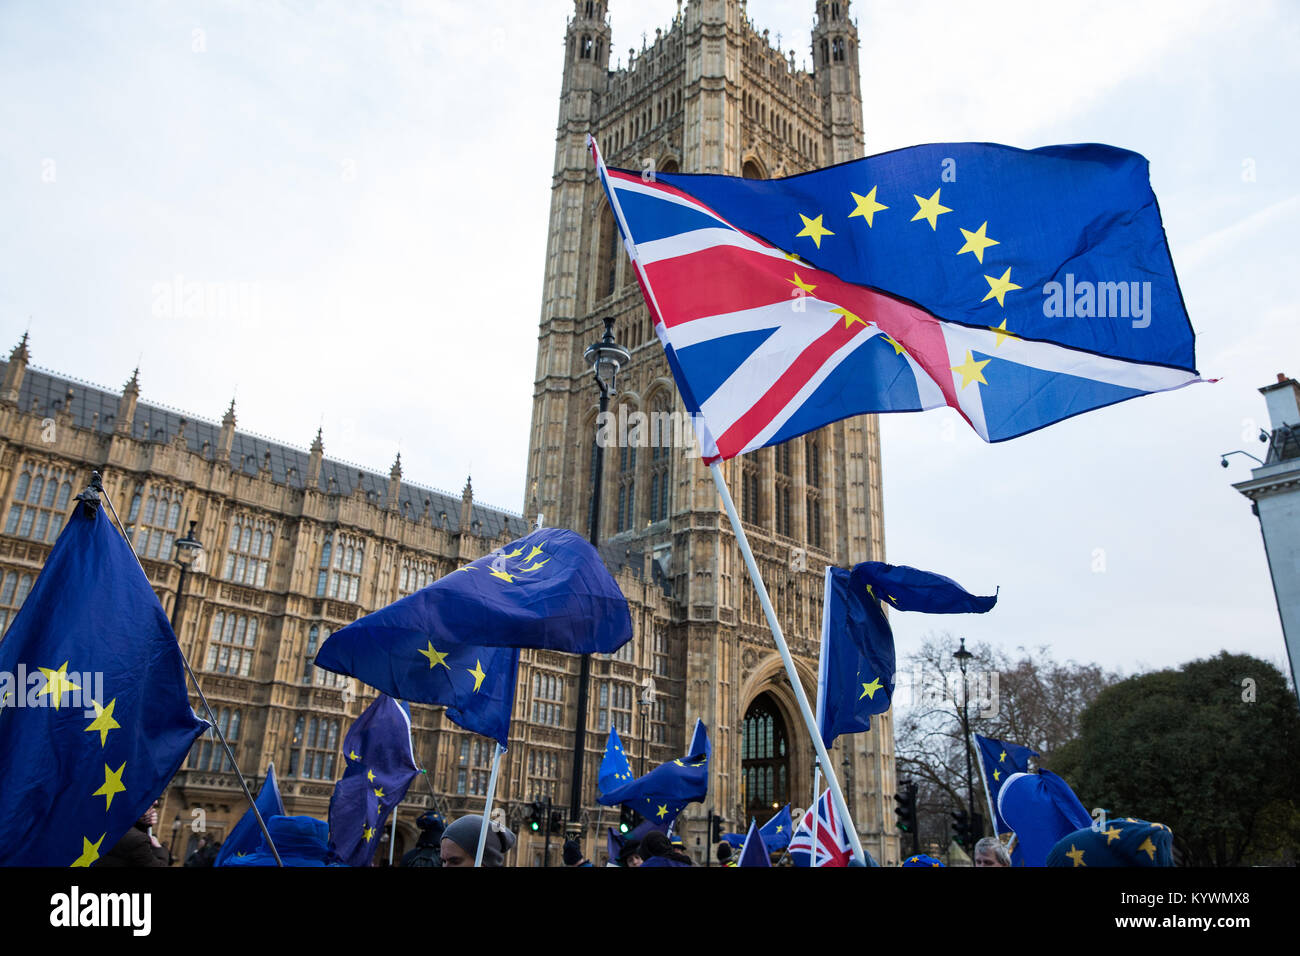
left=1052, top=652, right=1300, bottom=866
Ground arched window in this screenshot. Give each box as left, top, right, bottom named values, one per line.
left=0, top=570, right=33, bottom=634
left=832, top=37, right=845, bottom=63
left=616, top=419, right=637, bottom=532
left=742, top=693, right=790, bottom=819
left=774, top=443, right=794, bottom=537
left=5, top=462, right=78, bottom=544
left=222, top=514, right=274, bottom=587
left=805, top=438, right=823, bottom=549
left=742, top=159, right=765, bottom=180
left=647, top=394, right=672, bottom=523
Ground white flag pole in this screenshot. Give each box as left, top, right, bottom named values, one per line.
left=972, top=732, right=1003, bottom=846
left=473, top=742, right=506, bottom=868
left=810, top=566, right=834, bottom=864
left=387, top=801, right=399, bottom=865
left=709, top=462, right=866, bottom=865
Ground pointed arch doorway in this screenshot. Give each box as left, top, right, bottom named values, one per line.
left=741, top=691, right=791, bottom=821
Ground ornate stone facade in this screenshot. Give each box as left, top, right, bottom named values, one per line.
left=520, top=0, right=898, bottom=864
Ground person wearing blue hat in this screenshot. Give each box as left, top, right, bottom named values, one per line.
left=1046, top=817, right=1174, bottom=867
left=901, top=854, right=945, bottom=867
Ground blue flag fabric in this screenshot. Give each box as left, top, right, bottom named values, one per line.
left=818, top=567, right=896, bottom=749
left=759, top=803, right=793, bottom=852
left=315, top=607, right=519, bottom=749
left=219, top=816, right=341, bottom=867
left=738, top=819, right=771, bottom=867
left=998, top=770, right=1092, bottom=868
left=327, top=694, right=420, bottom=867
left=592, top=139, right=1201, bottom=462
left=974, top=734, right=1039, bottom=837
left=0, top=497, right=208, bottom=867
left=599, top=719, right=709, bottom=827
left=214, top=763, right=285, bottom=866
left=598, top=724, right=636, bottom=793
left=1047, top=817, right=1174, bottom=868
left=851, top=562, right=997, bottom=614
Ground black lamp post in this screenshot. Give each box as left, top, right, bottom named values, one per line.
left=567, top=317, right=629, bottom=842
left=953, top=637, right=977, bottom=841
left=171, top=521, right=203, bottom=633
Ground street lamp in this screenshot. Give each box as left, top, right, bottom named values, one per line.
left=568, top=317, right=630, bottom=842
left=170, top=521, right=203, bottom=633
left=952, top=637, right=977, bottom=844
left=639, top=677, right=657, bottom=777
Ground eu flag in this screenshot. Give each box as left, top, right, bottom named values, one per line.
left=738, top=819, right=771, bottom=868
left=327, top=694, right=421, bottom=867
left=593, top=138, right=1202, bottom=461
left=998, top=770, right=1092, bottom=867
left=974, top=734, right=1039, bottom=837
left=598, top=724, right=636, bottom=793
left=598, top=719, right=709, bottom=827
left=851, top=562, right=996, bottom=614
left=0, top=495, right=208, bottom=866
left=331, top=527, right=631, bottom=655
left=818, top=567, right=895, bottom=749
left=759, top=803, right=793, bottom=852
left=315, top=609, right=519, bottom=750
left=213, top=763, right=285, bottom=866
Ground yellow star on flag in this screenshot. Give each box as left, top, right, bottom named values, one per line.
left=1065, top=844, right=1086, bottom=867
left=656, top=804, right=669, bottom=819
left=859, top=677, right=884, bottom=700
left=910, top=189, right=952, bottom=230
left=419, top=641, right=451, bottom=670
left=84, top=698, right=121, bottom=747
left=956, top=221, right=999, bottom=263
left=776, top=825, right=784, bottom=832
left=788, top=272, right=817, bottom=295
left=36, top=661, right=81, bottom=710
left=71, top=833, right=106, bottom=868
left=363, top=824, right=376, bottom=842
left=848, top=186, right=888, bottom=227
left=93, top=761, right=127, bottom=812
left=989, top=318, right=1016, bottom=347
left=489, top=569, right=516, bottom=583
left=982, top=268, right=1021, bottom=307
left=992, top=769, right=1001, bottom=782
left=373, top=787, right=385, bottom=799
left=468, top=659, right=487, bottom=693
left=830, top=306, right=868, bottom=330
left=999, top=750, right=1007, bottom=762
left=1138, top=837, right=1157, bottom=860
left=882, top=334, right=907, bottom=356
left=348, top=750, right=360, bottom=761
left=951, top=351, right=990, bottom=390
left=796, top=213, right=834, bottom=248
left=367, top=769, right=375, bottom=783
left=1103, top=826, right=1122, bottom=844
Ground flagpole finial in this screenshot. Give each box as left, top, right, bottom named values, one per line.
left=74, top=471, right=104, bottom=513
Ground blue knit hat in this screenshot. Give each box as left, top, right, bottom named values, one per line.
left=901, top=854, right=945, bottom=867
left=1047, top=818, right=1173, bottom=867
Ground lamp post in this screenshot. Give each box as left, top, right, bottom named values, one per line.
left=953, top=637, right=977, bottom=841
left=567, top=317, right=630, bottom=842
left=639, top=677, right=657, bottom=777
left=171, top=521, right=203, bottom=633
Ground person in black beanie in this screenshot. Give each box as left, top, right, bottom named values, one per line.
left=638, top=829, right=692, bottom=867
left=440, top=814, right=516, bottom=867
left=400, top=811, right=446, bottom=868
left=562, top=838, right=593, bottom=867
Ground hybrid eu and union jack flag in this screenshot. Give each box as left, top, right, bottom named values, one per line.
left=788, top=789, right=853, bottom=868
left=590, top=136, right=1203, bottom=461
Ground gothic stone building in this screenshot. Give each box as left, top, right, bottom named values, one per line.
left=0, top=0, right=899, bottom=867
left=520, top=0, right=898, bottom=864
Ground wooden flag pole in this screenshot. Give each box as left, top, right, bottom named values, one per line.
left=709, top=462, right=867, bottom=865
left=473, top=741, right=505, bottom=867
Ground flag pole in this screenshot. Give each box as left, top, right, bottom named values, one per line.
left=473, top=741, right=505, bottom=867
left=708, top=462, right=866, bottom=865
left=387, top=800, right=399, bottom=865
left=810, top=567, right=834, bottom=864
left=94, top=473, right=283, bottom=867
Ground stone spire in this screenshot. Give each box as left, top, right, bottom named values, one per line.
left=460, top=475, right=474, bottom=531
left=306, top=427, right=324, bottom=488
left=387, top=453, right=402, bottom=510
left=1, top=332, right=30, bottom=406
left=218, top=398, right=236, bottom=460
left=115, top=367, right=140, bottom=436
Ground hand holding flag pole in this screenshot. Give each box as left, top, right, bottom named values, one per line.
left=94, top=472, right=283, bottom=867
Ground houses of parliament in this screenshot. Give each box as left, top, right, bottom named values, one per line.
left=0, top=0, right=899, bottom=866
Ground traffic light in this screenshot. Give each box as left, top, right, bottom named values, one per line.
left=709, top=812, right=723, bottom=844
left=951, top=809, right=969, bottom=848
left=619, top=805, right=641, bottom=834
left=894, top=781, right=918, bottom=834
left=528, top=800, right=544, bottom=833
left=548, top=809, right=565, bottom=836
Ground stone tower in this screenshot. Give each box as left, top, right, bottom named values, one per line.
left=521, top=0, right=897, bottom=864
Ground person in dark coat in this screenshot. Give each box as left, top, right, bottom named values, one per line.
left=638, top=830, right=692, bottom=867
left=400, top=811, right=446, bottom=868
left=98, top=801, right=170, bottom=867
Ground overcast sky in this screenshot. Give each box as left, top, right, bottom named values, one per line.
left=1, top=1, right=1295, bottom=681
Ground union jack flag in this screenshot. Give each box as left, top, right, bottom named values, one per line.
left=787, top=789, right=853, bottom=868
left=589, top=136, right=1202, bottom=463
